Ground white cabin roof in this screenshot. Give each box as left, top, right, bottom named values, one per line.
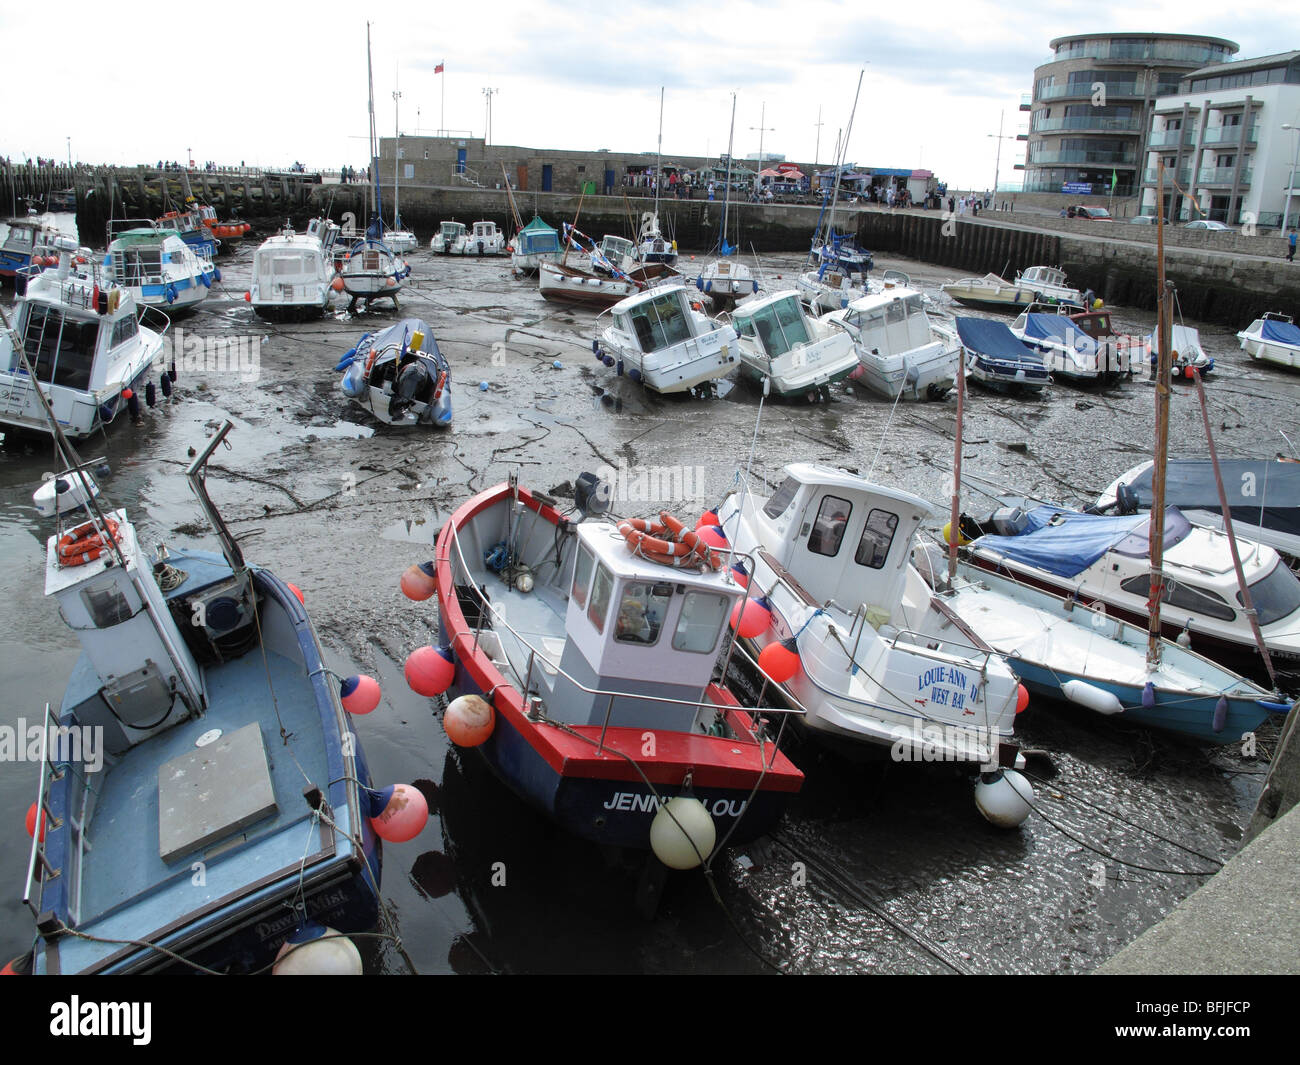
left=781, top=462, right=939, bottom=517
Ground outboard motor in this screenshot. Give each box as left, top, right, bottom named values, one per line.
left=1114, top=482, right=1139, bottom=516
left=390, top=358, right=432, bottom=419
left=573, top=471, right=611, bottom=521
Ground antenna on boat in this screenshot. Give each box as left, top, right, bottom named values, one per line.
left=185, top=421, right=247, bottom=576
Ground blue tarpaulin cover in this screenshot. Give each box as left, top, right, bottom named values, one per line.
left=973, top=505, right=1191, bottom=578
left=1020, top=313, right=1098, bottom=353
left=1119, top=460, right=1300, bottom=539
left=1260, top=319, right=1300, bottom=346
left=955, top=317, right=1042, bottom=364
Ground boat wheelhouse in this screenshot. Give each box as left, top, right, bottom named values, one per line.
left=155, top=207, right=220, bottom=260
left=510, top=215, right=563, bottom=275
left=1013, top=265, right=1086, bottom=308
left=591, top=234, right=637, bottom=276
left=432, top=221, right=467, bottom=254
left=731, top=290, right=859, bottom=400
left=823, top=285, right=959, bottom=401
left=594, top=284, right=740, bottom=395
left=0, top=238, right=164, bottom=440
left=459, top=221, right=505, bottom=256
left=1, top=218, right=61, bottom=279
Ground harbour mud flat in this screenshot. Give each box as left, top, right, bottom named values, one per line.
left=1, top=245, right=1293, bottom=973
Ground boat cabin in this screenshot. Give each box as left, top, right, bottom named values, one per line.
left=252, top=234, right=328, bottom=296
left=838, top=289, right=932, bottom=356
left=471, top=221, right=501, bottom=243
left=1016, top=265, right=1067, bottom=290
left=435, top=221, right=466, bottom=247
left=609, top=285, right=703, bottom=353
left=554, top=522, right=744, bottom=732
left=595, top=234, right=636, bottom=271
left=753, top=463, right=935, bottom=612
left=732, top=292, right=814, bottom=358
left=515, top=219, right=559, bottom=256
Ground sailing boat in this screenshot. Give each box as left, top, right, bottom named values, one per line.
left=693, top=94, right=757, bottom=312
left=931, top=162, right=1294, bottom=743
left=637, top=88, right=677, bottom=266
left=386, top=78, right=418, bottom=254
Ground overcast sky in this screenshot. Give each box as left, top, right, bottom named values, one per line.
left=2, top=2, right=1296, bottom=189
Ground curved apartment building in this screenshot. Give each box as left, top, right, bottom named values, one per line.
left=1023, top=33, right=1238, bottom=196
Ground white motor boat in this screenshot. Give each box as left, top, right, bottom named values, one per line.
left=248, top=222, right=336, bottom=320
left=593, top=283, right=740, bottom=395
left=695, top=257, right=758, bottom=312
left=713, top=464, right=1033, bottom=820
left=588, top=233, right=638, bottom=276
left=458, top=220, right=506, bottom=256
left=0, top=237, right=165, bottom=440
left=954, top=317, right=1050, bottom=394
left=794, top=266, right=867, bottom=315
left=823, top=285, right=959, bottom=401
left=1237, top=313, right=1300, bottom=371
left=103, top=223, right=216, bottom=313
left=731, top=290, right=859, bottom=400
left=942, top=266, right=1086, bottom=313
left=1149, top=322, right=1213, bottom=378
left=431, top=220, right=467, bottom=254
left=637, top=213, right=677, bottom=265
left=1, top=217, right=63, bottom=280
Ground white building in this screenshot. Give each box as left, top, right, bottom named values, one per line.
left=1138, top=50, right=1300, bottom=230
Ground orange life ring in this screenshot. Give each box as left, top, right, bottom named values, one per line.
left=617, top=519, right=693, bottom=558
left=57, top=517, right=120, bottom=566
left=660, top=511, right=722, bottom=569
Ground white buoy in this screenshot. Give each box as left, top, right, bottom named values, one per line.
left=1061, top=679, right=1125, bottom=716
left=650, top=797, right=716, bottom=869
left=974, top=769, right=1034, bottom=829
left=272, top=924, right=363, bottom=975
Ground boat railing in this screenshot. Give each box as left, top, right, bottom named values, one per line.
left=22, top=702, right=67, bottom=922
left=444, top=517, right=807, bottom=760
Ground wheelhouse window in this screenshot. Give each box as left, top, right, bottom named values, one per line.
left=22, top=304, right=99, bottom=390
left=81, top=583, right=134, bottom=628
left=763, top=476, right=800, bottom=520
left=110, top=314, right=138, bottom=349
left=1239, top=563, right=1300, bottom=626
left=808, top=494, right=852, bottom=557
left=855, top=509, right=899, bottom=568
left=673, top=591, right=729, bottom=653
left=588, top=563, right=613, bottom=633
left=744, top=296, right=810, bottom=358
left=571, top=543, right=595, bottom=608
left=1120, top=575, right=1236, bottom=621
left=627, top=292, right=692, bottom=352
left=614, top=581, right=672, bottom=645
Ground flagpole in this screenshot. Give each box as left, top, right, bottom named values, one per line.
left=440, top=59, right=445, bottom=136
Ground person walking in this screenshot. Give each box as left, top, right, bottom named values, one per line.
left=1288, top=228, right=1297, bottom=263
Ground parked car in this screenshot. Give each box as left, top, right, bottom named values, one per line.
left=1129, top=215, right=1157, bottom=225
left=1183, top=220, right=1234, bottom=231
left=1072, top=206, right=1113, bottom=221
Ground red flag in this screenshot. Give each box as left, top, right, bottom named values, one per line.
left=434, top=62, right=444, bottom=74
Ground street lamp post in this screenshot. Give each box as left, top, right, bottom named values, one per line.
left=1282, top=123, right=1300, bottom=236
left=482, top=87, right=499, bottom=147
left=988, top=111, right=1020, bottom=210
left=751, top=102, right=774, bottom=198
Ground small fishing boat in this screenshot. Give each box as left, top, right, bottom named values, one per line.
left=511, top=215, right=564, bottom=275
left=248, top=223, right=335, bottom=320
left=823, top=284, right=959, bottom=401
left=593, top=283, right=740, bottom=395
left=337, top=237, right=409, bottom=311
left=431, top=220, right=467, bottom=254
left=1010, top=310, right=1131, bottom=382
left=539, top=260, right=643, bottom=307
left=197, top=203, right=251, bottom=247
left=1, top=218, right=62, bottom=280
left=714, top=464, right=1034, bottom=824
left=0, top=237, right=166, bottom=441
left=794, top=265, right=867, bottom=316
left=589, top=233, right=638, bottom=276
left=156, top=206, right=220, bottom=260
left=637, top=213, right=677, bottom=265
left=336, top=317, right=451, bottom=427
left=1148, top=322, right=1213, bottom=378
left=1237, top=313, right=1300, bottom=371
left=416, top=474, right=804, bottom=857
left=731, top=290, right=859, bottom=400
left=104, top=224, right=217, bottom=313
left=695, top=258, right=758, bottom=312
left=20, top=421, right=397, bottom=974
left=942, top=266, right=1086, bottom=313
left=811, top=231, right=874, bottom=276
left=1096, top=458, right=1300, bottom=568
left=960, top=501, right=1300, bottom=676
left=954, top=317, right=1050, bottom=393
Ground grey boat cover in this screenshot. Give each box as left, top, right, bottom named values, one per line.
left=1119, top=460, right=1300, bottom=540
left=955, top=317, right=1042, bottom=364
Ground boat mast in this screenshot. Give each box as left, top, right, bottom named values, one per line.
left=393, top=83, right=402, bottom=230
left=654, top=86, right=663, bottom=230
left=720, top=92, right=737, bottom=253
left=948, top=323, right=967, bottom=583
left=1147, top=161, right=1174, bottom=670
left=366, top=22, right=378, bottom=219
left=815, top=69, right=864, bottom=267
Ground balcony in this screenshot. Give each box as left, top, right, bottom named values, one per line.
left=1032, top=116, right=1144, bottom=133
left=1037, top=82, right=1144, bottom=101
left=1053, top=41, right=1234, bottom=65
left=1197, top=167, right=1252, bottom=186
left=1199, top=125, right=1258, bottom=147
left=1142, top=168, right=1192, bottom=185
left=1019, top=93, right=1032, bottom=111
left=1029, top=151, right=1137, bottom=166
left=1146, top=128, right=1195, bottom=148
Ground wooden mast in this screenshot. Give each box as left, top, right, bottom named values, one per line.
left=1147, top=160, right=1174, bottom=670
